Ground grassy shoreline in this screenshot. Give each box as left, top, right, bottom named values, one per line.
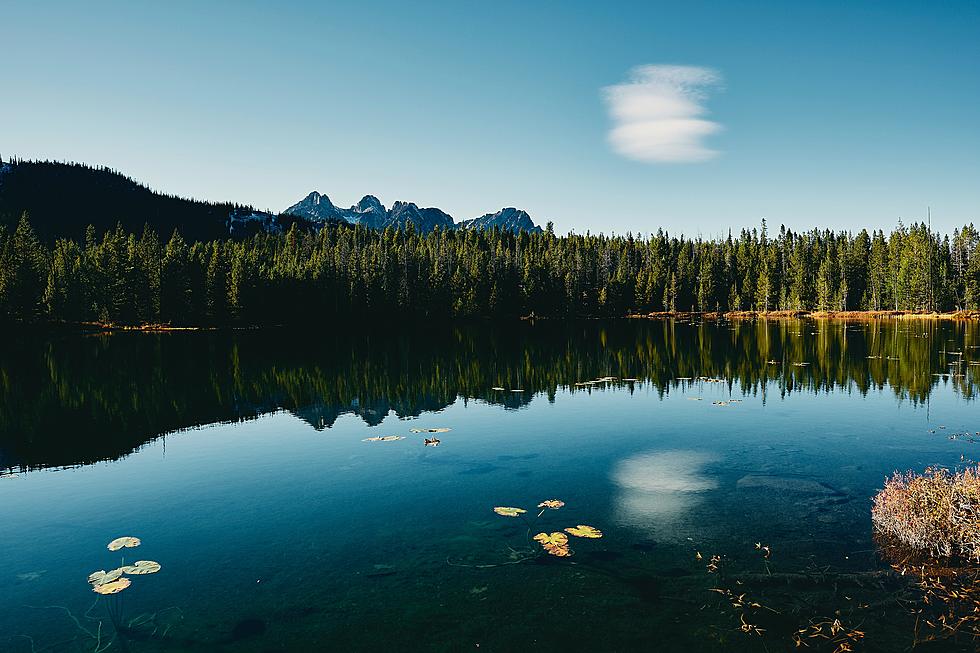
left=4, top=310, right=980, bottom=333
left=632, top=309, right=980, bottom=321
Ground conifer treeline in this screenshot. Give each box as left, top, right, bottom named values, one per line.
left=1, top=215, right=979, bottom=325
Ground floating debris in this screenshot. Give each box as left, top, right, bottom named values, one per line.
left=533, top=532, right=572, bottom=557
left=423, top=438, right=440, bottom=447
left=492, top=506, right=526, bottom=517
left=107, top=536, right=141, bottom=552
left=564, top=525, right=603, bottom=538
left=362, top=435, right=405, bottom=442
left=410, top=428, right=451, bottom=434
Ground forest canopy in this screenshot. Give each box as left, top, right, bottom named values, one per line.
left=1, top=215, right=979, bottom=326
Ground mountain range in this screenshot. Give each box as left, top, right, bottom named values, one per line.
left=0, top=159, right=542, bottom=242
left=281, top=191, right=541, bottom=234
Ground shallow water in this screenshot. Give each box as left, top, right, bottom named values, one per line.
left=1, top=319, right=979, bottom=651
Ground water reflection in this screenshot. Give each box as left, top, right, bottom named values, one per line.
left=611, top=450, right=719, bottom=537
left=1, top=318, right=977, bottom=471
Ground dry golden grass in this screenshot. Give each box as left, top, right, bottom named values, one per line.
left=629, top=309, right=980, bottom=321
left=871, top=466, right=980, bottom=561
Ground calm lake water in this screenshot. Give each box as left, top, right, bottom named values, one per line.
left=2, top=319, right=979, bottom=652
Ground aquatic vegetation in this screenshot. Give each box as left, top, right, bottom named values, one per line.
left=92, top=577, right=131, bottom=595
left=492, top=499, right=604, bottom=559
left=533, top=532, right=572, bottom=557
left=906, top=565, right=980, bottom=644
left=871, top=465, right=980, bottom=560
left=451, top=499, right=606, bottom=565
left=107, top=536, right=141, bottom=551
left=88, top=568, right=124, bottom=587
left=362, top=435, right=404, bottom=442
left=794, top=618, right=865, bottom=651
left=122, top=560, right=162, bottom=575
left=703, top=542, right=873, bottom=651
left=492, top=506, right=526, bottom=517
left=564, top=525, right=602, bottom=538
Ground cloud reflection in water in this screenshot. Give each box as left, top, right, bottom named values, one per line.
left=611, top=450, right=719, bottom=538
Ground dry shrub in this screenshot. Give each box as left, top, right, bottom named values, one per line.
left=872, top=466, right=980, bottom=561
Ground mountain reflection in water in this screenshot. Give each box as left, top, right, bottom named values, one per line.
left=1, top=318, right=977, bottom=471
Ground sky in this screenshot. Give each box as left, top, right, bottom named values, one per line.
left=1, top=0, right=978, bottom=236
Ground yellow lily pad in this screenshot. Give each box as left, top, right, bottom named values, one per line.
left=564, top=525, right=603, bottom=539
left=107, top=537, right=141, bottom=552
left=88, top=568, right=124, bottom=586
left=121, top=560, right=161, bottom=575
left=537, top=499, right=565, bottom=510
left=492, top=506, right=526, bottom=517
left=93, top=577, right=131, bottom=595
left=533, top=532, right=572, bottom=557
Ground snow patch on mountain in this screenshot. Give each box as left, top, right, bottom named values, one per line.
left=283, top=192, right=541, bottom=233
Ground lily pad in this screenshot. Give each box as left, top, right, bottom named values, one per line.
left=492, top=506, right=527, bottom=517
left=564, top=525, right=603, bottom=539
left=92, top=577, right=131, bottom=595
left=537, top=499, right=565, bottom=510
left=362, top=436, right=404, bottom=442
left=121, top=560, right=161, bottom=575
left=88, top=568, right=124, bottom=586
left=107, top=536, right=141, bottom=552
left=533, top=532, right=572, bottom=557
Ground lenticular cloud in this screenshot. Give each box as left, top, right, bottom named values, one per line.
left=603, top=64, right=723, bottom=163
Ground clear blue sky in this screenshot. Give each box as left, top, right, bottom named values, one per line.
left=2, top=0, right=978, bottom=236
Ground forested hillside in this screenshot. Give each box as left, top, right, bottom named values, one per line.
left=0, top=159, right=262, bottom=242
left=1, top=215, right=978, bottom=326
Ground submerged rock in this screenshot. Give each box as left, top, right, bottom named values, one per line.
left=736, top=474, right=843, bottom=496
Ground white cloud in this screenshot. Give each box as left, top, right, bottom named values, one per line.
left=603, top=64, right=723, bottom=163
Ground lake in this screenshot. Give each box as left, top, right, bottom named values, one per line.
left=1, top=319, right=979, bottom=652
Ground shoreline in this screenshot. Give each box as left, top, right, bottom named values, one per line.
left=630, top=310, right=980, bottom=321
left=3, top=310, right=980, bottom=333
